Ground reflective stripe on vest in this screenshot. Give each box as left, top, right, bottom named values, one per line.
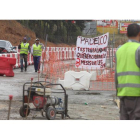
left=117, top=71, right=140, bottom=88
left=116, top=42, right=140, bottom=96
left=20, top=43, right=29, bottom=55
left=118, top=83, right=140, bottom=88
left=117, top=71, right=140, bottom=76
left=33, top=44, right=42, bottom=56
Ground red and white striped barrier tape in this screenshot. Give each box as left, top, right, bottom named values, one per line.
left=0, top=47, right=118, bottom=69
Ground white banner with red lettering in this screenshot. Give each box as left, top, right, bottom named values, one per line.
left=75, top=32, right=109, bottom=69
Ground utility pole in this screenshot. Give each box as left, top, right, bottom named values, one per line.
left=41, top=34, right=48, bottom=77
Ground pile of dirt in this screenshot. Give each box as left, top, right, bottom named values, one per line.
left=0, top=20, right=76, bottom=47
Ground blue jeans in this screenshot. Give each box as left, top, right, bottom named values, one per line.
left=33, top=56, right=41, bottom=71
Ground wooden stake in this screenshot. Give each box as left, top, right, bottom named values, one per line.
left=7, top=95, right=13, bottom=120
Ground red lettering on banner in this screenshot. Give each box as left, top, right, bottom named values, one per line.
left=92, top=61, right=97, bottom=65
left=77, top=33, right=109, bottom=69
left=82, top=48, right=85, bottom=53
left=85, top=38, right=89, bottom=44
left=80, top=60, right=105, bottom=66
left=90, top=38, right=94, bottom=45
left=80, top=34, right=108, bottom=45
left=100, top=36, right=103, bottom=45
left=76, top=53, right=107, bottom=59
left=81, top=37, right=85, bottom=44
left=76, top=58, right=81, bottom=67
left=103, top=35, right=107, bottom=44
left=94, top=37, right=98, bottom=44
left=100, top=63, right=106, bottom=68
left=81, top=60, right=85, bottom=65
left=77, top=47, right=80, bottom=51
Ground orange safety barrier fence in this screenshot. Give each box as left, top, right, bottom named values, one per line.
left=42, top=51, right=116, bottom=91
left=42, top=51, right=70, bottom=83
left=90, top=68, right=115, bottom=91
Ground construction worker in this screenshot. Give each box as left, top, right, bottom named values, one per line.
left=115, top=23, right=140, bottom=120
left=18, top=37, right=30, bottom=72
left=31, top=38, right=44, bottom=72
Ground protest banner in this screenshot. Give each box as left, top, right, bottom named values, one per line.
left=75, top=32, right=109, bottom=69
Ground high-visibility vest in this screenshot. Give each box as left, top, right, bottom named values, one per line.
left=116, top=42, right=140, bottom=96
left=33, top=44, right=42, bottom=56
left=20, top=42, right=29, bottom=55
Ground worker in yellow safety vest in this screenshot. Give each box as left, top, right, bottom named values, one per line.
left=31, top=38, right=44, bottom=72
left=18, top=37, right=30, bottom=72
left=115, top=23, right=140, bottom=120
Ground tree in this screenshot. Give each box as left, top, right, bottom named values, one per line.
left=17, top=20, right=86, bottom=44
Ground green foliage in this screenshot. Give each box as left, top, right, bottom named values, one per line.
left=17, top=20, right=85, bottom=44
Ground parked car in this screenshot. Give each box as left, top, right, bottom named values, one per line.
left=0, top=40, right=17, bottom=53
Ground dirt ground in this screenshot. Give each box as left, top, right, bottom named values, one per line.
left=0, top=64, right=119, bottom=120
left=0, top=100, right=119, bottom=120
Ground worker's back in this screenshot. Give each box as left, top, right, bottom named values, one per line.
left=115, top=23, right=140, bottom=120
left=116, top=41, right=140, bottom=96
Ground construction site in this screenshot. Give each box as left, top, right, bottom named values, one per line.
left=0, top=19, right=139, bottom=120
left=1, top=0, right=140, bottom=139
